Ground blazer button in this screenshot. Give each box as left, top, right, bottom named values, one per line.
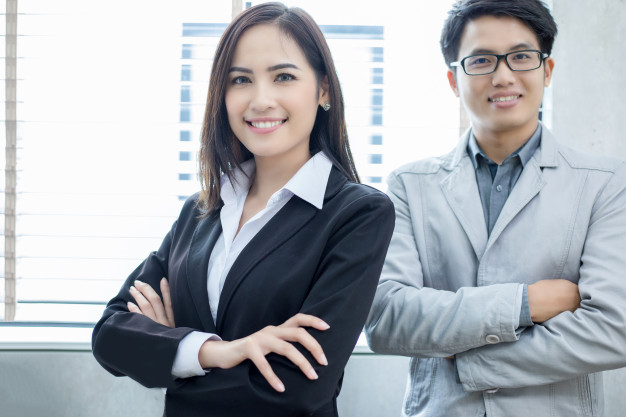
left=485, top=334, right=500, bottom=344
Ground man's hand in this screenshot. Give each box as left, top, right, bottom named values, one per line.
left=528, top=279, right=581, bottom=323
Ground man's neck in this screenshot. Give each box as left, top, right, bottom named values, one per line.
left=473, top=122, right=539, bottom=164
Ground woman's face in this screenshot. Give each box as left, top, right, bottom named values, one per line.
left=225, top=24, right=328, bottom=163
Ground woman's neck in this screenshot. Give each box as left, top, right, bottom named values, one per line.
left=248, top=151, right=312, bottom=202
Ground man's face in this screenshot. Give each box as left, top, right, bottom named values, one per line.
left=447, top=15, right=554, bottom=140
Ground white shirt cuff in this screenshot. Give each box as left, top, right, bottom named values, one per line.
left=171, top=331, right=221, bottom=378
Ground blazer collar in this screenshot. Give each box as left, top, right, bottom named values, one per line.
left=185, top=167, right=347, bottom=333
left=446, top=122, right=558, bottom=171
left=441, top=122, right=558, bottom=259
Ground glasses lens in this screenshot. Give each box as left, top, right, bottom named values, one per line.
left=464, top=55, right=496, bottom=75
left=506, top=51, right=542, bottom=71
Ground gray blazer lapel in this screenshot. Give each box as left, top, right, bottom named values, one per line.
left=186, top=212, right=222, bottom=333
left=441, top=157, right=489, bottom=260
left=440, top=132, right=489, bottom=260
left=487, top=124, right=559, bottom=248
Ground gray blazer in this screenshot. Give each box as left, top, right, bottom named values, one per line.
left=365, top=125, right=626, bottom=417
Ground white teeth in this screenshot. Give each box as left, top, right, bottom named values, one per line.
left=250, top=120, right=284, bottom=128
left=491, top=95, right=520, bottom=102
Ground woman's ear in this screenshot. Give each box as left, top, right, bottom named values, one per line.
left=318, top=75, right=330, bottom=106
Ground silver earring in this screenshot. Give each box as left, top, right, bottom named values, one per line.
left=322, top=102, right=331, bottom=112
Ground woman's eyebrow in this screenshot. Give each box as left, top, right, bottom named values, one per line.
left=229, top=66, right=252, bottom=73
left=267, top=63, right=301, bottom=72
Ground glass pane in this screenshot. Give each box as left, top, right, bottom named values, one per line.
left=9, top=0, right=462, bottom=326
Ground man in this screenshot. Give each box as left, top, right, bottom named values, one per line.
left=365, top=1, right=626, bottom=416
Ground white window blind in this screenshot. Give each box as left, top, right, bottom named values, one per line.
left=2, top=0, right=459, bottom=332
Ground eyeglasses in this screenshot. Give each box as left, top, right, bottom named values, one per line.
left=450, top=50, right=549, bottom=75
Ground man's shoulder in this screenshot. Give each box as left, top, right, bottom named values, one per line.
left=555, top=142, right=624, bottom=174
left=390, top=149, right=457, bottom=179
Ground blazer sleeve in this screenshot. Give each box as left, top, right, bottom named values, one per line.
left=456, top=162, right=626, bottom=391
left=365, top=170, right=523, bottom=358
left=172, top=191, right=396, bottom=416
left=91, top=199, right=198, bottom=389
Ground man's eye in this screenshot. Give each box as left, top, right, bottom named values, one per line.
left=467, top=56, right=494, bottom=67
left=511, top=53, right=532, bottom=61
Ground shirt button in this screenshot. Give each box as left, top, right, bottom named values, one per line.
left=485, top=388, right=499, bottom=394
left=485, top=334, right=500, bottom=344
left=496, top=185, right=503, bottom=192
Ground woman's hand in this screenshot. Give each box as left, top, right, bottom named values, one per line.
left=199, top=313, right=329, bottom=392
left=128, top=278, right=175, bottom=328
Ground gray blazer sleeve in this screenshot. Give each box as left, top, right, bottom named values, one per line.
left=365, top=170, right=523, bottom=357
left=456, top=162, right=626, bottom=391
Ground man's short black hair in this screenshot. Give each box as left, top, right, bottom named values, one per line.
left=440, top=0, right=557, bottom=68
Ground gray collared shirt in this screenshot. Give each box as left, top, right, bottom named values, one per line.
left=467, top=125, right=542, bottom=328
left=467, top=125, right=542, bottom=235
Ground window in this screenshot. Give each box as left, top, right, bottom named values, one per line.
left=181, top=86, right=191, bottom=103
left=181, top=65, right=192, bottom=82
left=371, top=111, right=383, bottom=126
left=180, top=131, right=191, bottom=142
left=180, top=105, right=191, bottom=122
left=369, top=154, right=383, bottom=164
left=371, top=68, right=384, bottom=85
left=182, top=44, right=193, bottom=59
left=372, top=89, right=383, bottom=106
left=1, top=0, right=463, bottom=337
left=371, top=47, right=383, bottom=63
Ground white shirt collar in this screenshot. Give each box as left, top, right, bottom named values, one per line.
left=220, top=151, right=333, bottom=210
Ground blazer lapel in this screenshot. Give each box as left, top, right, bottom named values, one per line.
left=186, top=212, right=222, bottom=333
left=440, top=133, right=489, bottom=260
left=486, top=160, right=545, bottom=248
left=486, top=124, right=558, bottom=249
left=215, top=167, right=347, bottom=332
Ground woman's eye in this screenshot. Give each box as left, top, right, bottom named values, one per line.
left=275, top=73, right=295, bottom=82
left=231, top=75, right=250, bottom=84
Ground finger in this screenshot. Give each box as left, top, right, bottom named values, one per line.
left=249, top=352, right=285, bottom=392
left=272, top=340, right=319, bottom=380
left=274, top=327, right=327, bottom=366
left=282, top=313, right=330, bottom=331
left=134, top=280, right=168, bottom=326
left=127, top=301, right=142, bottom=314
left=160, top=278, right=175, bottom=327
left=129, top=286, right=157, bottom=321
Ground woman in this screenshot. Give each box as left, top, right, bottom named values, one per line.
left=91, top=3, right=394, bottom=416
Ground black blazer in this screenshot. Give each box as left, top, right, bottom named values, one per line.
left=92, top=167, right=395, bottom=417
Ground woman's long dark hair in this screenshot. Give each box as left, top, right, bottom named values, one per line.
left=197, top=2, right=358, bottom=216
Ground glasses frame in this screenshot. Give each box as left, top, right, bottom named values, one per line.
left=450, top=49, right=549, bottom=76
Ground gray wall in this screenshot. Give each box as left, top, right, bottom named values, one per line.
left=0, top=349, right=410, bottom=417
left=550, top=1, right=626, bottom=415
left=2, top=350, right=626, bottom=417
left=551, top=0, right=626, bottom=160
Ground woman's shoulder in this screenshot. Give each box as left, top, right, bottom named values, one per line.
left=330, top=175, right=394, bottom=214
